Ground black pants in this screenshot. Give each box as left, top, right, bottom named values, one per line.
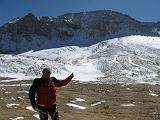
left=38, top=104, right=59, bottom=120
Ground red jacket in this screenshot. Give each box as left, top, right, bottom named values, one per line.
left=29, top=75, right=73, bottom=108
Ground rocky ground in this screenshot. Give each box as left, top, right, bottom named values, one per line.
left=0, top=79, right=160, bottom=120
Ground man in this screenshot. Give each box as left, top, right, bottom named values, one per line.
left=29, top=68, right=74, bottom=120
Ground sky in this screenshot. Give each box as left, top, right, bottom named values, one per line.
left=0, top=0, right=160, bottom=26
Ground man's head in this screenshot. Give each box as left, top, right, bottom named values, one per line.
left=42, top=68, right=52, bottom=79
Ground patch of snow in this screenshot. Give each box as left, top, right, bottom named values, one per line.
left=121, top=35, right=160, bottom=49
left=137, top=81, right=160, bottom=85
left=106, top=89, right=112, bottom=93
left=126, top=88, right=130, bottom=90
left=10, top=117, right=24, bottom=120
left=121, top=104, right=135, bottom=107
left=17, top=90, right=29, bottom=94
left=6, top=103, right=20, bottom=108
left=0, top=74, right=37, bottom=82
left=70, top=101, right=76, bottom=103
left=17, top=96, right=25, bottom=100
left=26, top=106, right=37, bottom=112
left=149, top=91, right=159, bottom=96
left=128, top=57, right=148, bottom=71
left=33, top=114, right=40, bottom=120
left=9, top=18, right=20, bottom=24
left=1, top=88, right=6, bottom=90
left=149, top=93, right=159, bottom=96
left=75, top=98, right=85, bottom=102
left=5, top=91, right=12, bottom=94
left=10, top=97, right=16, bottom=101
left=138, top=57, right=151, bottom=62
left=91, top=101, right=106, bottom=106
left=70, top=98, right=85, bottom=103
left=66, top=103, right=86, bottom=110
left=65, top=63, right=103, bottom=81
left=152, top=112, right=157, bottom=115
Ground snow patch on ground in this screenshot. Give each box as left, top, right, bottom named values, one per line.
left=9, top=117, right=24, bottom=120
left=149, top=93, right=159, bottom=96
left=75, top=98, right=86, bottom=102
left=6, top=103, right=20, bottom=108
left=126, top=88, right=131, bottom=90
left=91, top=101, right=106, bottom=106
left=5, top=91, right=12, bottom=94
left=121, top=104, right=136, bottom=107
left=33, top=114, right=40, bottom=120
left=70, top=98, right=86, bottom=103
left=17, top=90, right=29, bottom=94
left=66, top=103, right=86, bottom=110
left=149, top=91, right=159, bottom=96
left=26, top=106, right=37, bottom=112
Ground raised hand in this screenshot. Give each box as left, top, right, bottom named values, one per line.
left=70, top=73, right=74, bottom=79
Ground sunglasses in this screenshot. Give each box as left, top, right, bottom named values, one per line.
left=44, top=71, right=51, bottom=74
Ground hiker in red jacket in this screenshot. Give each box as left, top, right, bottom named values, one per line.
left=29, top=68, right=74, bottom=120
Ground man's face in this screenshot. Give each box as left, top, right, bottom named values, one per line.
left=43, top=71, right=51, bottom=79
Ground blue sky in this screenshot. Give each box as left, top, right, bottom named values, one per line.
left=0, top=0, right=160, bottom=26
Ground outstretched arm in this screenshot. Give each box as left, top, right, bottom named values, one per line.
left=54, top=73, right=74, bottom=87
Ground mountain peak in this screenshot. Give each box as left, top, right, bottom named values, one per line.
left=23, top=12, right=36, bottom=19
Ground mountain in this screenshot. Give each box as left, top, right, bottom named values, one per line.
left=0, top=10, right=160, bottom=53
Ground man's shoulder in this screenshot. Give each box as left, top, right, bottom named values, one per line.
left=34, top=78, right=41, bottom=81
left=33, top=78, right=42, bottom=84
left=51, top=77, right=61, bottom=83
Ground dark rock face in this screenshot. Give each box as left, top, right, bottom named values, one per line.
left=0, top=13, right=52, bottom=39
left=0, top=10, right=160, bottom=53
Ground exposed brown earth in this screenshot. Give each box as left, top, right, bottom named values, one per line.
left=0, top=80, right=160, bottom=120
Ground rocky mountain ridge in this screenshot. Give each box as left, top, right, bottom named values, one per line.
left=0, top=10, right=160, bottom=53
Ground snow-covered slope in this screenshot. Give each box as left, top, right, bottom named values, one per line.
left=0, top=35, right=160, bottom=84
